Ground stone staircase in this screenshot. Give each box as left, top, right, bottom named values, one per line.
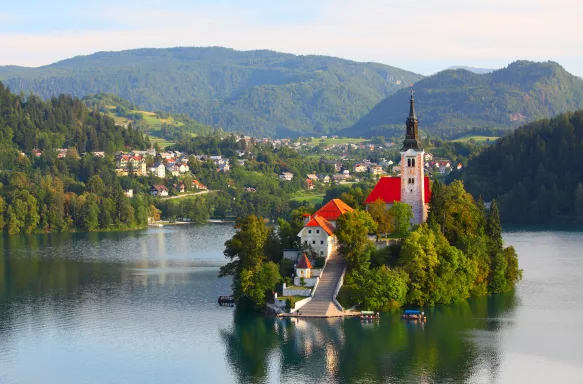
left=297, top=251, right=346, bottom=317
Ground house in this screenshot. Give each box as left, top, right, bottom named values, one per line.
left=56, top=148, right=68, bottom=158
left=279, top=172, right=294, bottom=181
left=173, top=183, right=186, bottom=193
left=457, top=163, right=463, bottom=170
left=297, top=199, right=354, bottom=258
left=318, top=174, right=330, bottom=183
left=306, top=174, right=318, bottom=181
left=192, top=180, right=207, bottom=190
left=306, top=179, right=314, bottom=190
left=149, top=163, right=166, bottom=178
left=177, top=162, right=190, bottom=174
left=166, top=163, right=180, bottom=177
left=124, top=189, right=134, bottom=198
left=32, top=149, right=42, bottom=157
left=150, top=185, right=169, bottom=196
left=244, top=187, right=257, bottom=193
left=353, top=163, right=367, bottom=173
left=365, top=94, right=431, bottom=225
left=369, top=165, right=383, bottom=175
left=92, top=152, right=106, bottom=158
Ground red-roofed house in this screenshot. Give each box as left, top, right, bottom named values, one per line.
left=297, top=198, right=354, bottom=259
left=295, top=254, right=313, bottom=278
left=365, top=94, right=431, bottom=225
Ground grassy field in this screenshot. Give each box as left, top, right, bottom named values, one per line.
left=452, top=135, right=499, bottom=143
left=147, top=135, right=175, bottom=149
left=104, top=106, right=184, bottom=130
left=291, top=192, right=325, bottom=205
left=308, top=137, right=369, bottom=146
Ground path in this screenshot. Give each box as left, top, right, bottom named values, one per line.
left=161, top=190, right=213, bottom=200
left=292, top=251, right=351, bottom=318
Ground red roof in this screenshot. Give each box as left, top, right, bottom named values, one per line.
left=365, top=177, right=431, bottom=204
left=313, top=199, right=353, bottom=221
left=296, top=254, right=312, bottom=269
left=305, top=216, right=335, bottom=236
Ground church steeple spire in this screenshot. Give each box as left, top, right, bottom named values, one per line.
left=402, top=90, right=422, bottom=151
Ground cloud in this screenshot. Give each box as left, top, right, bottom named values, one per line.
left=0, top=0, right=582, bottom=76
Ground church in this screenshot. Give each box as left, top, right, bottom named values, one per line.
left=365, top=94, right=431, bottom=225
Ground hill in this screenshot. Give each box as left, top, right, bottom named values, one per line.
left=452, top=109, right=583, bottom=224
left=447, top=66, right=495, bottom=74
left=0, top=47, right=422, bottom=138
left=82, top=93, right=213, bottom=147
left=345, top=61, right=583, bottom=138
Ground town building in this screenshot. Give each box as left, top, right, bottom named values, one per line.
left=365, top=94, right=431, bottom=225
left=150, top=185, right=169, bottom=196
left=149, top=163, right=166, bottom=178
left=279, top=172, right=294, bottom=181
left=297, top=199, right=354, bottom=258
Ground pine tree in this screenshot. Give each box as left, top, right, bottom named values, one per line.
left=486, top=200, right=503, bottom=252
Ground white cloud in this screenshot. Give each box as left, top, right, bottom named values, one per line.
left=0, top=0, right=582, bottom=75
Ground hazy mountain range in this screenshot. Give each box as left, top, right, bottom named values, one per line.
left=1, top=47, right=582, bottom=138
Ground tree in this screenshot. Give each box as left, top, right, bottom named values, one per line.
left=346, top=266, right=409, bottom=311
left=149, top=204, right=161, bottom=223
left=335, top=210, right=377, bottom=270
left=388, top=201, right=413, bottom=235
left=368, top=199, right=393, bottom=238
left=485, top=200, right=503, bottom=252
left=238, top=262, right=281, bottom=308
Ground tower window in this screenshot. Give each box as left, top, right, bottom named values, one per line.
left=407, top=158, right=411, bottom=167
left=412, top=158, right=416, bottom=167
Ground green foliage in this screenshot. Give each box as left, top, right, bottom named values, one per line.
left=388, top=201, right=413, bottom=236
left=220, top=215, right=284, bottom=309
left=335, top=210, right=377, bottom=270
left=346, top=61, right=583, bottom=138
left=455, top=109, right=583, bottom=225
left=368, top=199, right=393, bottom=238
left=345, top=266, right=409, bottom=311
left=0, top=47, right=422, bottom=138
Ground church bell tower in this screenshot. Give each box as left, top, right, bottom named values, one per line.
left=400, top=92, right=427, bottom=224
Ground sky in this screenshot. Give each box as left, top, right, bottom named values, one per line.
left=1, top=0, right=582, bottom=76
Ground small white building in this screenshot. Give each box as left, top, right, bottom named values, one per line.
left=150, top=163, right=166, bottom=178
left=279, top=172, right=294, bottom=181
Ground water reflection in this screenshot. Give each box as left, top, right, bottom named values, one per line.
left=223, top=292, right=518, bottom=383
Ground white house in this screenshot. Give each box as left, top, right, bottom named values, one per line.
left=150, top=185, right=169, bottom=196
left=279, top=172, right=294, bottom=181
left=297, top=199, right=354, bottom=259
left=150, top=163, right=166, bottom=178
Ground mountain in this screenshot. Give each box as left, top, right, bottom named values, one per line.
left=447, top=66, right=495, bottom=74
left=344, top=61, right=583, bottom=138
left=0, top=47, right=422, bottom=138
left=452, top=109, right=583, bottom=225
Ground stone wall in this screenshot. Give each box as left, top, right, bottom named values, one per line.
left=294, top=276, right=318, bottom=287
left=283, top=288, right=311, bottom=297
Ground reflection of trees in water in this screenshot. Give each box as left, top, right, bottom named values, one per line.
left=222, top=292, right=518, bottom=383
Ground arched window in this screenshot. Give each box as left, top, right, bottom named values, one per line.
left=407, top=159, right=411, bottom=167
left=412, top=178, right=415, bottom=184
left=412, top=158, right=416, bottom=167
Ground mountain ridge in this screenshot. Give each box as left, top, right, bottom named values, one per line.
left=343, top=60, right=583, bottom=138
left=0, top=46, right=423, bottom=138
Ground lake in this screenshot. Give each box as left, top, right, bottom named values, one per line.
left=1, top=225, right=582, bottom=383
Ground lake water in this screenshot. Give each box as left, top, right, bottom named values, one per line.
left=1, top=225, right=582, bottom=383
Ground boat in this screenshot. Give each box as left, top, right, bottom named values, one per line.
left=218, top=295, right=235, bottom=306
left=401, top=309, right=426, bottom=322
left=360, top=310, right=380, bottom=320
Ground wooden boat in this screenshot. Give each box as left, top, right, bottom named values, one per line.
left=218, top=296, right=235, bottom=306
left=360, top=310, right=380, bottom=320
left=401, top=309, right=426, bottom=322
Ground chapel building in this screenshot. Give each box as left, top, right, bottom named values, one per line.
left=365, top=94, right=430, bottom=225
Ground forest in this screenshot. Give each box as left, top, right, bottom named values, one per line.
left=0, top=82, right=151, bottom=234
left=453, top=109, right=583, bottom=225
